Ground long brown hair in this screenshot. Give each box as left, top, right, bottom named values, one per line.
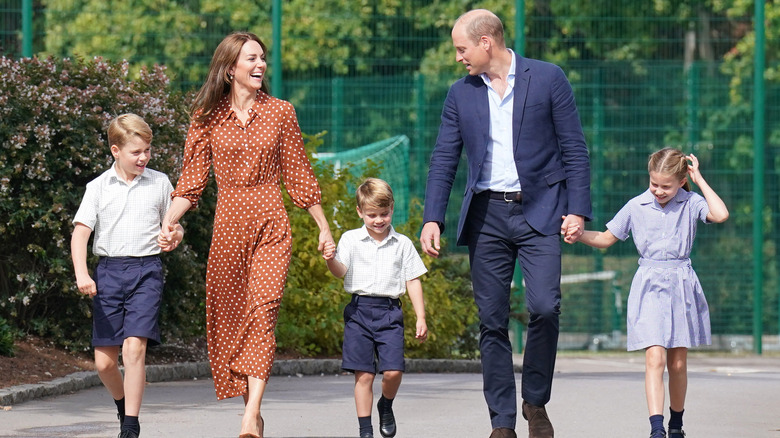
left=190, top=32, right=270, bottom=123
left=648, top=147, right=691, bottom=191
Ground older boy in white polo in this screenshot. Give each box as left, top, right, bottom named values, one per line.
left=71, top=113, right=182, bottom=438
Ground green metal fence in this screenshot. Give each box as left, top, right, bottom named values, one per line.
left=2, top=1, right=778, bottom=351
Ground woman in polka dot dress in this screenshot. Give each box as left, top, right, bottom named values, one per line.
left=161, top=32, right=335, bottom=438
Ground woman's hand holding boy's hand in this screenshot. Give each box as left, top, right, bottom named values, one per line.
left=158, top=223, right=184, bottom=252
left=321, top=241, right=336, bottom=260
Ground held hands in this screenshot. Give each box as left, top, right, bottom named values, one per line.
left=560, top=214, right=585, bottom=244
left=322, top=240, right=336, bottom=260
left=318, top=228, right=336, bottom=260
left=158, top=222, right=184, bottom=252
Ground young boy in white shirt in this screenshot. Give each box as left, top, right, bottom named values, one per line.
left=71, top=113, right=183, bottom=438
left=323, top=177, right=428, bottom=438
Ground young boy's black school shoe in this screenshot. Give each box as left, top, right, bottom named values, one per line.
left=377, top=397, right=396, bottom=437
left=668, top=428, right=685, bottom=438
left=360, top=432, right=374, bottom=438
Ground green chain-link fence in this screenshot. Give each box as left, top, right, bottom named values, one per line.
left=2, top=1, right=778, bottom=351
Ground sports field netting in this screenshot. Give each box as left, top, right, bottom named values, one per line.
left=315, top=135, right=410, bottom=223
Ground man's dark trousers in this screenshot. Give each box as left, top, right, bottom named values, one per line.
left=466, top=193, right=561, bottom=430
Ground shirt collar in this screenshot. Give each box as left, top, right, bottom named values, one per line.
left=216, top=91, right=269, bottom=126
left=479, top=48, right=516, bottom=87
left=357, top=224, right=399, bottom=247
left=639, top=187, right=691, bottom=208
left=108, top=162, right=146, bottom=186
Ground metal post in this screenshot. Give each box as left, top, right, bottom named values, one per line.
left=592, top=69, right=605, bottom=335
left=687, top=62, right=700, bottom=149
left=511, top=0, right=527, bottom=353
left=514, top=0, right=525, bottom=56
left=752, top=0, right=765, bottom=355
left=22, top=0, right=33, bottom=57
left=271, top=0, right=282, bottom=98
left=415, top=73, right=426, bottom=198
left=331, top=77, right=343, bottom=152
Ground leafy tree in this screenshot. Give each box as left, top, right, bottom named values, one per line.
left=42, top=0, right=445, bottom=84
left=42, top=0, right=207, bottom=85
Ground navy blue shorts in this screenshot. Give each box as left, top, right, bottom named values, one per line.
left=92, top=255, right=163, bottom=347
left=341, top=295, right=405, bottom=374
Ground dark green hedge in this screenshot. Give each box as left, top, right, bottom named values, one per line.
left=0, top=55, right=208, bottom=351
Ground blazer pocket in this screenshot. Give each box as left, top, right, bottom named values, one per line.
left=544, top=168, right=567, bottom=186
left=525, top=99, right=545, bottom=109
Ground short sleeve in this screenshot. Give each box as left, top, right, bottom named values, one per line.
left=334, top=232, right=353, bottom=271
left=160, top=176, right=174, bottom=224
left=689, top=191, right=710, bottom=223
left=401, top=237, right=428, bottom=281
left=73, top=181, right=99, bottom=230
left=606, top=202, right=632, bottom=241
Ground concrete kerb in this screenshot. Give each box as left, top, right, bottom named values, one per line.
left=0, top=359, right=515, bottom=407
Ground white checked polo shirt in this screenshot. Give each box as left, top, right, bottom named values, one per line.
left=335, top=225, right=428, bottom=298
left=73, top=164, right=173, bottom=257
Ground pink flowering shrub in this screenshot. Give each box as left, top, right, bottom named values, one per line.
left=0, top=56, right=213, bottom=350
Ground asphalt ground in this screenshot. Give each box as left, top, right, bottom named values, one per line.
left=1, top=353, right=780, bottom=437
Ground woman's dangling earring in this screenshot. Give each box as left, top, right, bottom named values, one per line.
left=227, top=72, right=234, bottom=84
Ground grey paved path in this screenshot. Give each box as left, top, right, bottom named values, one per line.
left=1, top=353, right=780, bottom=437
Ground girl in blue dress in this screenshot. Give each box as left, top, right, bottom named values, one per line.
left=571, top=148, right=729, bottom=438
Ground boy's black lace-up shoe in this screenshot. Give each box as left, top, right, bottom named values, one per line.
left=377, top=397, right=396, bottom=437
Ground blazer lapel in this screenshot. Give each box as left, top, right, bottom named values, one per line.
left=513, top=54, right=530, bottom=153
left=465, top=75, right=490, bottom=151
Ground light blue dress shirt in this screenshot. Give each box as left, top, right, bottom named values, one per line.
left=474, top=49, right=522, bottom=193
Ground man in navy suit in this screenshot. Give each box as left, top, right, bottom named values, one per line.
left=420, top=9, right=592, bottom=438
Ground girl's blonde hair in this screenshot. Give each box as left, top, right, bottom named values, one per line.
left=191, top=31, right=270, bottom=123
left=356, top=178, right=394, bottom=211
left=108, top=113, right=152, bottom=148
left=648, top=147, right=690, bottom=191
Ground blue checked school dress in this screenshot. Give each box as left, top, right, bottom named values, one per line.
left=606, top=188, right=712, bottom=351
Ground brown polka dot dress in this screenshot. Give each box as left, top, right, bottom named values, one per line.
left=171, top=92, right=321, bottom=400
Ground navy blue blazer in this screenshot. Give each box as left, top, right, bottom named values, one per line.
left=423, top=53, right=592, bottom=245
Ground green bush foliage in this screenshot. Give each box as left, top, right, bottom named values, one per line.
left=0, top=316, right=15, bottom=357
left=0, top=55, right=211, bottom=351
left=0, top=55, right=478, bottom=358
left=278, top=135, right=478, bottom=358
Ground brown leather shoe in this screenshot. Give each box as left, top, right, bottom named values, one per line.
left=522, top=400, right=554, bottom=438
left=488, top=428, right=517, bottom=438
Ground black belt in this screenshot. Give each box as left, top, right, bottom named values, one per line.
left=483, top=190, right=523, bottom=203
left=99, top=255, right=160, bottom=262
left=351, top=295, right=401, bottom=307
